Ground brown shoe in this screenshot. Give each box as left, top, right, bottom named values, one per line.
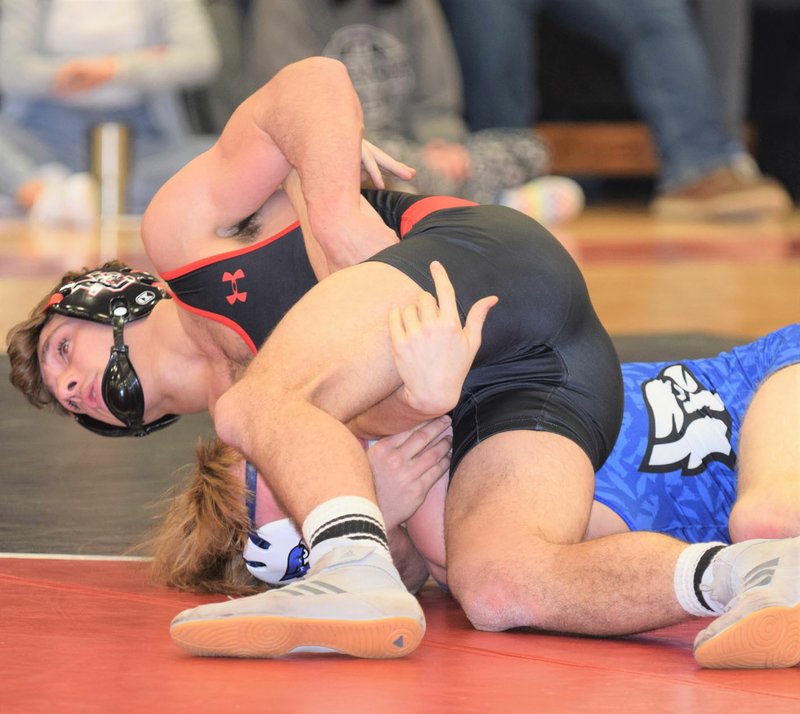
left=651, top=165, right=793, bottom=221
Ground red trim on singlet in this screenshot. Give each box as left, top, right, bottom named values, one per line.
left=399, top=196, right=477, bottom=238
left=168, top=293, right=259, bottom=354
left=159, top=221, right=301, bottom=280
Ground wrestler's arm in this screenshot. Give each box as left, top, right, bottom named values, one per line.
left=350, top=261, right=498, bottom=438
left=142, top=57, right=412, bottom=272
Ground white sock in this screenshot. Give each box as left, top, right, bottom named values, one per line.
left=302, top=496, right=391, bottom=565
left=674, top=542, right=728, bottom=616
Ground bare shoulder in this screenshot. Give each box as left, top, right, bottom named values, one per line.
left=140, top=152, right=223, bottom=272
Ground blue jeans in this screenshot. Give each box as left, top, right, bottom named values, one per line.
left=440, top=0, right=745, bottom=190
left=0, top=100, right=214, bottom=212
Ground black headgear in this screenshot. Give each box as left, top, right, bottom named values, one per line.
left=45, top=268, right=179, bottom=437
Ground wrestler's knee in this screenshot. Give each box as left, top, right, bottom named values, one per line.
left=212, top=387, right=248, bottom=452
left=729, top=492, right=800, bottom=541
left=446, top=550, right=553, bottom=632
left=212, top=378, right=286, bottom=452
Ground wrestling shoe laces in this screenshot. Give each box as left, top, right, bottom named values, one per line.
left=170, top=544, right=425, bottom=659
left=694, top=537, right=800, bottom=668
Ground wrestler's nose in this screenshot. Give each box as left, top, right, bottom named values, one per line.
left=58, top=375, right=79, bottom=405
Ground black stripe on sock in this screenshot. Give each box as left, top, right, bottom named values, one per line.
left=311, top=517, right=388, bottom=550
left=694, top=545, right=726, bottom=613
left=311, top=514, right=383, bottom=542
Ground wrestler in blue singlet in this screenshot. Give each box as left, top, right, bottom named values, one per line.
left=594, top=324, right=800, bottom=544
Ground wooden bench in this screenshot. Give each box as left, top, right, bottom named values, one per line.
left=535, top=121, right=659, bottom=177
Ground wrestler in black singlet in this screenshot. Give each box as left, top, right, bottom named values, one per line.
left=163, top=190, right=622, bottom=473
left=160, top=221, right=317, bottom=353
left=364, top=190, right=623, bottom=473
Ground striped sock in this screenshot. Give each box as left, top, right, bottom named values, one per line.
left=674, top=542, right=728, bottom=616
left=302, top=496, right=390, bottom=563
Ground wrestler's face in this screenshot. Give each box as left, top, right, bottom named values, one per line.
left=38, top=314, right=125, bottom=426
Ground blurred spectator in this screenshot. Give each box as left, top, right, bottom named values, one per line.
left=0, top=0, right=221, bottom=222
left=247, top=0, right=585, bottom=226
left=690, top=0, right=751, bottom=140
left=195, top=0, right=253, bottom=133
left=439, top=0, right=791, bottom=220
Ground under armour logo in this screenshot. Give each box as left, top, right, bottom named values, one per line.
left=222, top=268, right=248, bottom=304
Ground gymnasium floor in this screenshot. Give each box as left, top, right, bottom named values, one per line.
left=1, top=203, right=799, bottom=713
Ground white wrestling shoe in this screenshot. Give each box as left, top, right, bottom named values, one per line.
left=694, top=537, right=800, bottom=668
left=170, top=544, right=425, bottom=659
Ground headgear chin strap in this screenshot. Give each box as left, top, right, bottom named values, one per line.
left=45, top=268, right=179, bottom=437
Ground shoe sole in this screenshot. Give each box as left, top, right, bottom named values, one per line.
left=694, top=604, right=800, bottom=669
left=171, top=615, right=424, bottom=659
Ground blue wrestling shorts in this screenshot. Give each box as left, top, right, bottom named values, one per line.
left=593, top=324, right=800, bottom=543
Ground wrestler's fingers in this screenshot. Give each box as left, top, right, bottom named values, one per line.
left=417, top=456, right=452, bottom=494
left=429, top=260, right=459, bottom=322
left=379, top=415, right=451, bottom=453
left=401, top=302, right=423, bottom=334
left=389, top=304, right=406, bottom=347
left=418, top=289, right=440, bottom=324
left=363, top=139, right=416, bottom=181
left=404, top=416, right=453, bottom=456
left=361, top=141, right=384, bottom=188
left=464, top=295, right=499, bottom=353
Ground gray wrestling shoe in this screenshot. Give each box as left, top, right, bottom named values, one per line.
left=170, top=544, right=425, bottom=658
left=694, top=537, right=800, bottom=668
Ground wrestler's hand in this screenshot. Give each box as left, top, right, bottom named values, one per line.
left=421, top=139, right=472, bottom=184
left=53, top=57, right=117, bottom=95
left=367, top=416, right=452, bottom=530
left=390, top=261, right=498, bottom=418
left=360, top=139, right=416, bottom=188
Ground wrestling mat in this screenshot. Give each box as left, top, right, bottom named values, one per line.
left=3, top=334, right=798, bottom=713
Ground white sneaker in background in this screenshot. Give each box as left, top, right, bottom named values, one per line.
left=498, top=175, right=585, bottom=226
left=63, top=173, right=99, bottom=227
left=29, top=169, right=99, bottom=228
left=29, top=164, right=69, bottom=225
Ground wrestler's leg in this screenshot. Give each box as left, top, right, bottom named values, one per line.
left=171, top=262, right=430, bottom=659
left=729, top=364, right=800, bottom=541
left=443, top=430, right=688, bottom=635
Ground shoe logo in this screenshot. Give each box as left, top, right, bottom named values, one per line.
left=222, top=268, right=248, bottom=304
left=640, top=364, right=736, bottom=476
left=286, top=580, right=347, bottom=596
left=743, top=558, right=779, bottom=589
left=393, top=635, right=405, bottom=649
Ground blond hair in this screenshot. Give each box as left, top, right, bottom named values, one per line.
left=147, top=436, right=266, bottom=596
left=6, top=260, right=131, bottom=414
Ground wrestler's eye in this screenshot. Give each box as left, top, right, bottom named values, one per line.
left=57, top=337, right=70, bottom=359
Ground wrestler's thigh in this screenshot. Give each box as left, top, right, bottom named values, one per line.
left=444, top=430, right=595, bottom=579
left=731, top=364, right=800, bottom=540
left=242, top=261, right=423, bottom=418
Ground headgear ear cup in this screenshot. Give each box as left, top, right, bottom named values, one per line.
left=243, top=518, right=310, bottom=586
